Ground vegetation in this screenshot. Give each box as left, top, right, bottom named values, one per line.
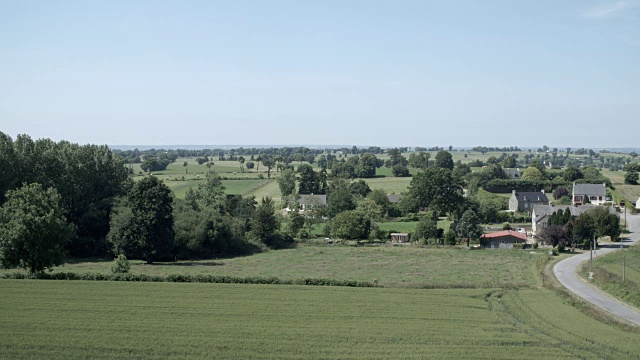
left=1, top=281, right=639, bottom=359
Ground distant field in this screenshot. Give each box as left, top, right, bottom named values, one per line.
left=363, top=176, right=412, bottom=194
left=602, top=170, right=640, bottom=204
left=1, top=281, right=638, bottom=359
left=4, top=246, right=542, bottom=288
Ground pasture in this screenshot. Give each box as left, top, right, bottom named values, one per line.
left=1, top=280, right=638, bottom=359
left=4, top=246, right=542, bottom=289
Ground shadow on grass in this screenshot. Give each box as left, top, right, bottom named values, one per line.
left=151, top=261, right=224, bottom=267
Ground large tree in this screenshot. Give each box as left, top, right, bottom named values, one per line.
left=329, top=210, right=371, bottom=240
left=108, top=176, right=174, bottom=264
left=401, top=167, right=463, bottom=214
left=297, top=164, right=319, bottom=194
left=277, top=169, right=297, bottom=196
left=251, top=197, right=279, bottom=246
left=456, top=209, right=482, bottom=246
left=185, top=171, right=226, bottom=212
left=0, top=183, right=71, bottom=273
left=434, top=151, right=454, bottom=170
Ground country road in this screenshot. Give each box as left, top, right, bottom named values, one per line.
left=553, top=210, right=640, bottom=326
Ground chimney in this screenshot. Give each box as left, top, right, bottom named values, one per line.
left=512, top=190, right=516, bottom=196
left=541, top=189, right=545, bottom=194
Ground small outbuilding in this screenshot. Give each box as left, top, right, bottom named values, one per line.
left=390, top=233, right=410, bottom=243
left=480, top=230, right=526, bottom=249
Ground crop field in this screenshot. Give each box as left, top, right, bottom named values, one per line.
left=363, top=176, right=413, bottom=194
left=602, top=170, right=640, bottom=204
left=3, top=246, right=543, bottom=288
left=1, top=280, right=638, bottom=359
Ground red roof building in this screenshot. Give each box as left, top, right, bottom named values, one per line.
left=480, top=230, right=526, bottom=249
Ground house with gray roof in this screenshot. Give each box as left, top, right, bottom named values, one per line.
left=509, top=190, right=549, bottom=212
left=286, top=194, right=327, bottom=214
left=531, top=204, right=617, bottom=234
left=572, top=183, right=607, bottom=206
left=503, top=168, right=521, bottom=180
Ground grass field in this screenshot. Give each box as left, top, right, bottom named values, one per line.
left=1, top=280, right=638, bottom=359
left=602, top=170, right=640, bottom=204
left=3, top=246, right=543, bottom=288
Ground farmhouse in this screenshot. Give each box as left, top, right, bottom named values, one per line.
left=508, top=190, right=549, bottom=212
left=481, top=230, right=526, bottom=249
left=572, top=183, right=607, bottom=206
left=531, top=204, right=617, bottom=234
left=503, top=168, right=521, bottom=180
left=285, top=194, right=327, bottom=213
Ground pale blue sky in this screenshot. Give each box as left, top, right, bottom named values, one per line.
left=1, top=0, right=639, bottom=147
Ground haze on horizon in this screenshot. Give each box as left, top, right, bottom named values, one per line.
left=1, top=1, right=639, bottom=148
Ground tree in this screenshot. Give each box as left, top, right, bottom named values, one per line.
left=501, top=156, right=516, bottom=168
left=385, top=148, right=408, bottom=168
left=355, top=197, right=384, bottom=222
left=456, top=209, right=482, bottom=246
left=246, top=161, right=255, bottom=170
left=539, top=225, right=570, bottom=247
left=108, top=176, right=174, bottom=264
left=521, top=167, right=544, bottom=181
left=183, top=161, right=188, bottom=174
left=326, top=178, right=356, bottom=217
left=329, top=210, right=371, bottom=240
left=401, top=167, right=463, bottom=215
left=251, top=197, right=279, bottom=246
left=297, top=164, right=319, bottom=194
left=368, top=189, right=390, bottom=217
left=349, top=180, right=371, bottom=198
left=356, top=153, right=380, bottom=178
left=277, top=169, right=297, bottom=197
left=563, top=166, right=582, bottom=182
left=238, top=156, right=245, bottom=173
left=392, top=164, right=410, bottom=177
left=553, top=186, right=569, bottom=200
left=0, top=183, right=71, bottom=273
left=185, top=172, right=226, bottom=212
left=625, top=170, right=639, bottom=185
left=415, top=217, right=437, bottom=242
left=434, top=151, right=454, bottom=170
left=408, top=152, right=430, bottom=169
left=444, top=229, right=456, bottom=245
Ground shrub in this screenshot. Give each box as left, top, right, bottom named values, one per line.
left=110, top=254, right=131, bottom=274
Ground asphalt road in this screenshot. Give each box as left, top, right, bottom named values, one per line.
left=553, top=210, right=640, bottom=326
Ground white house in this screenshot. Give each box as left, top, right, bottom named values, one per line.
left=285, top=194, right=327, bottom=213
left=572, top=183, right=607, bottom=206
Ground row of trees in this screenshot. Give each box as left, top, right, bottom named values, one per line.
left=539, top=207, right=620, bottom=248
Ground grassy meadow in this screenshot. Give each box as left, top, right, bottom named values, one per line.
left=1, top=280, right=639, bottom=359
left=3, top=246, right=542, bottom=289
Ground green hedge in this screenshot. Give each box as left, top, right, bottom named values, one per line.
left=0, top=272, right=380, bottom=288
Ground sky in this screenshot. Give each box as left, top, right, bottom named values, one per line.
left=1, top=0, right=639, bottom=148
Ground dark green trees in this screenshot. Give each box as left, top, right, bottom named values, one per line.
left=401, top=167, right=463, bottom=215
left=434, top=151, right=454, bottom=170
left=0, top=183, right=71, bottom=273
left=108, top=176, right=174, bottom=264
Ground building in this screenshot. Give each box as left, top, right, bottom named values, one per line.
left=531, top=204, right=617, bottom=234
left=285, top=194, right=327, bottom=213
left=387, top=194, right=402, bottom=204
left=480, top=231, right=526, bottom=249
left=572, top=183, right=607, bottom=206
left=636, top=197, right=640, bottom=210
left=390, top=233, right=410, bottom=243
left=508, top=190, right=549, bottom=212
left=503, top=168, right=521, bottom=180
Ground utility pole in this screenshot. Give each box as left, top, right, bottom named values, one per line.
left=623, top=255, right=626, bottom=282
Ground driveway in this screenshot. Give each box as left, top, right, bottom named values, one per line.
left=553, top=210, right=640, bottom=326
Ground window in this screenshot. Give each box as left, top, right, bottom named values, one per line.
left=590, top=196, right=597, bottom=201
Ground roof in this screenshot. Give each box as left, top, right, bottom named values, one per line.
left=390, top=233, right=409, bottom=236
left=504, top=168, right=521, bottom=178
left=387, top=194, right=402, bottom=203
left=297, top=194, right=327, bottom=206
left=573, top=183, right=606, bottom=196
left=532, top=204, right=617, bottom=222
left=481, top=230, right=526, bottom=241
left=512, top=191, right=548, bottom=203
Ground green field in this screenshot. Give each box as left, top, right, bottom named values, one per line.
left=4, top=246, right=542, bottom=288
left=1, top=280, right=638, bottom=359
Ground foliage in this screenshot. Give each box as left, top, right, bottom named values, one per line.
left=107, top=176, right=175, bottom=264
left=408, top=152, right=430, bottom=169
left=401, top=167, right=463, bottom=214
left=456, top=210, right=482, bottom=245
left=110, top=254, right=131, bottom=273
left=434, top=151, right=454, bottom=170
left=392, top=164, right=410, bottom=177
left=276, top=169, right=296, bottom=196
left=367, top=189, right=390, bottom=217
left=326, top=178, right=356, bottom=217
left=140, top=157, right=171, bottom=172
left=538, top=225, right=570, bottom=248
left=415, top=217, right=438, bottom=242
left=553, top=186, right=568, bottom=200
left=349, top=180, right=371, bottom=198
left=184, top=171, right=226, bottom=213
left=444, top=229, right=456, bottom=245
left=624, top=170, right=639, bottom=185
left=251, top=197, right=280, bottom=246
left=521, top=167, right=544, bottom=181
left=329, top=210, right=371, bottom=239
left=0, top=183, right=71, bottom=273
left=355, top=198, right=384, bottom=222
left=297, top=164, right=320, bottom=194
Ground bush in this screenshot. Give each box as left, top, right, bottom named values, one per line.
left=532, top=242, right=539, bottom=249
left=110, top=254, right=131, bottom=274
